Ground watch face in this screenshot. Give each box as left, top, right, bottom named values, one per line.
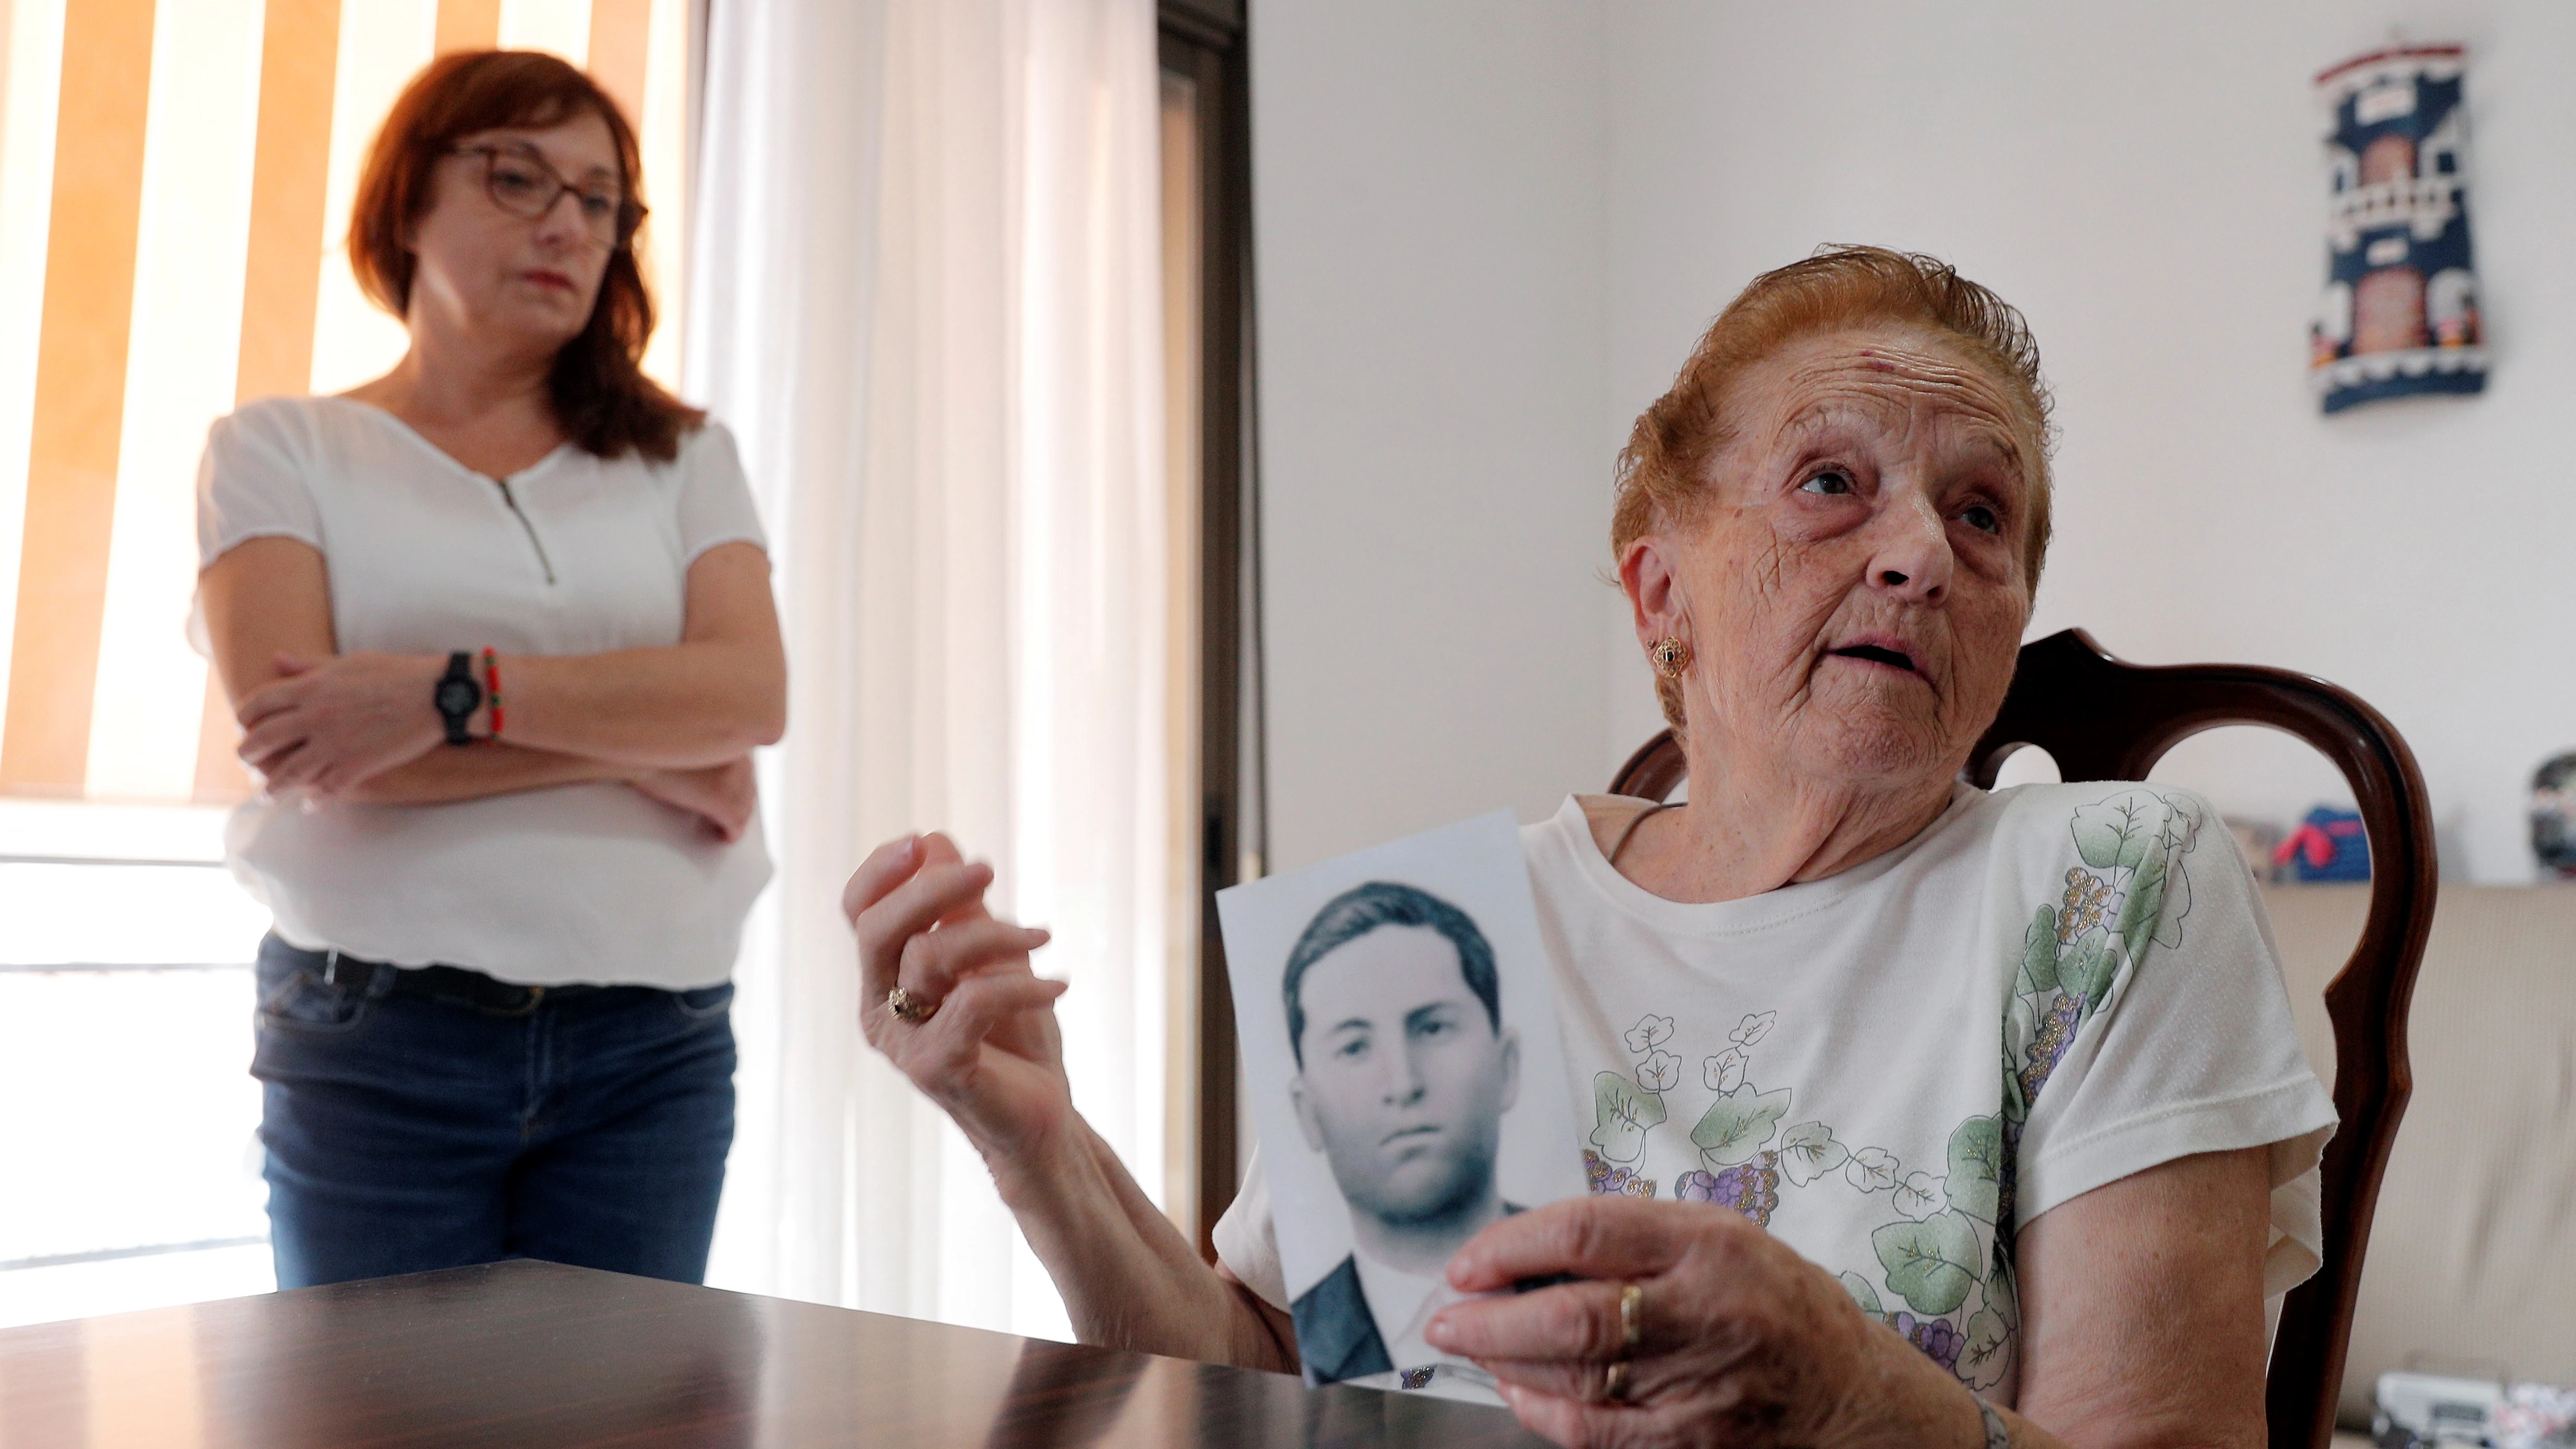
left=436, top=678, right=478, bottom=715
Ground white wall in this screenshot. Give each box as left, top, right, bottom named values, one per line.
left=1602, top=1, right=2576, bottom=882
left=1255, top=2, right=2574, bottom=883
left=1250, top=2, right=1613, bottom=871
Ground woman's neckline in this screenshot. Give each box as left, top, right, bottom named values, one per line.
left=321, top=393, right=575, bottom=483
left=1556, top=784, right=1983, bottom=935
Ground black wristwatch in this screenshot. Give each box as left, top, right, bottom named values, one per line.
left=434, top=651, right=483, bottom=746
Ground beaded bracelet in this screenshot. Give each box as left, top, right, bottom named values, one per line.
left=481, top=647, right=505, bottom=739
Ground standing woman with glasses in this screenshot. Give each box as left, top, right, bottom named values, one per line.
left=191, top=51, right=784, bottom=1287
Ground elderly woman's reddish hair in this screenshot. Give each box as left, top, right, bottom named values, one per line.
left=1612, top=245, right=2057, bottom=728
left=348, top=49, right=701, bottom=461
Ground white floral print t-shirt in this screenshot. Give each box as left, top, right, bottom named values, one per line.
left=1214, top=782, right=2337, bottom=1405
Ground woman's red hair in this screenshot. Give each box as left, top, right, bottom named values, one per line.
left=349, top=49, right=701, bottom=461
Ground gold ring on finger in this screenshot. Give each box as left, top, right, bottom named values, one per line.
left=887, top=985, right=938, bottom=1023
left=1602, top=1358, right=1631, bottom=1403
left=1618, top=1280, right=1645, bottom=1358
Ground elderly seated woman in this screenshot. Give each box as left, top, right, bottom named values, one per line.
left=843, top=246, right=2332, bottom=1449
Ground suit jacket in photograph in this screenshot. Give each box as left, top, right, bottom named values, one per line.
left=1290, top=1255, right=1391, bottom=1385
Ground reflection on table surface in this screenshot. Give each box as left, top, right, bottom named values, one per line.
left=0, top=1258, right=1546, bottom=1447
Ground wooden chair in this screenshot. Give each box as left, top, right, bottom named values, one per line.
left=1607, top=627, right=2438, bottom=1449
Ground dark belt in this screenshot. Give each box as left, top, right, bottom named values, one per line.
left=320, top=950, right=610, bottom=1015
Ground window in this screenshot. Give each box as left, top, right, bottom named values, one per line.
left=0, top=804, right=271, bottom=1326
left=0, top=0, right=698, bottom=1327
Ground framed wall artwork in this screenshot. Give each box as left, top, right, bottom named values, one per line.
left=2311, top=44, right=2485, bottom=414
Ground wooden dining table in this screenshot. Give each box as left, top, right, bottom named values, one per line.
left=0, top=1258, right=1550, bottom=1446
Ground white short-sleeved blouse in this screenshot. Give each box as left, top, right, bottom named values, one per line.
left=192, top=394, right=773, bottom=989
left=1216, top=782, right=2337, bottom=1404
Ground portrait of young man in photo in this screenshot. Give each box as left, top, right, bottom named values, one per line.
left=1282, top=881, right=1523, bottom=1385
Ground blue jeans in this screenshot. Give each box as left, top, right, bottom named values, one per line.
left=251, top=934, right=736, bottom=1289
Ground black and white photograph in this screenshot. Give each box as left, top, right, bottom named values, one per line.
left=1217, top=813, right=1585, bottom=1389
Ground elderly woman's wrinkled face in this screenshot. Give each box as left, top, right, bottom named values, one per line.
left=1649, top=325, right=2036, bottom=788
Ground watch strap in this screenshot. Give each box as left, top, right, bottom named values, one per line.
left=437, top=650, right=480, bottom=746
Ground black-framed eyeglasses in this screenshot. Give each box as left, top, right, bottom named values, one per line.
left=450, top=142, right=645, bottom=248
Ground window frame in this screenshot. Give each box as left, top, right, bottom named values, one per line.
left=1158, top=0, right=1262, bottom=1260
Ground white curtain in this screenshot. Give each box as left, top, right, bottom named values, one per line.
left=686, top=0, right=1169, bottom=1339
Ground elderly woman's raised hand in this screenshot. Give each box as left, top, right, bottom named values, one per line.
left=845, top=834, right=1070, bottom=1169
left=1427, top=1197, right=1971, bottom=1449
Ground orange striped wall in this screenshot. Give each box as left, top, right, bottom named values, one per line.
left=2, top=0, right=157, bottom=797
left=436, top=0, right=503, bottom=54
left=192, top=0, right=344, bottom=802
left=2, top=0, right=679, bottom=806
left=586, top=0, right=650, bottom=126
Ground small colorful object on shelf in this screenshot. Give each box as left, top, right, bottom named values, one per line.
left=2532, top=752, right=2576, bottom=880
left=2375, top=1373, right=2576, bottom=1449
left=2496, top=1380, right=2576, bottom=1449
left=2374, top=1370, right=2501, bottom=1447
left=2275, top=806, right=2370, bottom=882
left=2226, top=816, right=2285, bottom=884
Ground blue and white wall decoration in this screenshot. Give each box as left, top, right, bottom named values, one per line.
left=2311, top=45, right=2484, bottom=414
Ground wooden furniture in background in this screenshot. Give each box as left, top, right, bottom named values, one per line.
left=1608, top=628, right=2438, bottom=1449
left=0, top=1259, right=1545, bottom=1447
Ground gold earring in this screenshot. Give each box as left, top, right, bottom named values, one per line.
left=1649, top=637, right=1691, bottom=679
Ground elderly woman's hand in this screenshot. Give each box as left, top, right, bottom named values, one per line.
left=237, top=651, right=447, bottom=797
left=845, top=834, right=1071, bottom=1174
left=1426, top=1197, right=1975, bottom=1449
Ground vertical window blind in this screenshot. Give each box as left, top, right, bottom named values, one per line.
left=0, top=0, right=695, bottom=807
